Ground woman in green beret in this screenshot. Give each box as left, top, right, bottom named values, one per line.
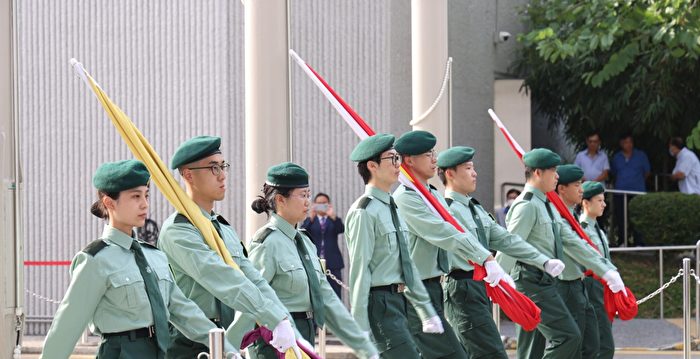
left=41, top=160, right=235, bottom=359
left=247, top=162, right=378, bottom=359
left=580, top=181, right=615, bottom=359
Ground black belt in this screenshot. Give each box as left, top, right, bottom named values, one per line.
left=422, top=276, right=443, bottom=284
left=103, top=326, right=155, bottom=339
left=290, top=311, right=314, bottom=320
left=370, top=283, right=406, bottom=293
left=448, top=269, right=474, bottom=280
left=517, top=262, right=544, bottom=275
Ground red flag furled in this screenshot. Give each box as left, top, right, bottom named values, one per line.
left=291, top=49, right=541, bottom=331
left=487, top=109, right=638, bottom=322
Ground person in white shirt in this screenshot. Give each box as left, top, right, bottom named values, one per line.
left=669, top=137, right=700, bottom=195
left=574, top=130, right=610, bottom=183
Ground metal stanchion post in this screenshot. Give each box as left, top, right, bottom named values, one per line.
left=660, top=249, right=665, bottom=319
left=623, top=193, right=628, bottom=247
left=318, top=259, right=327, bottom=358
left=684, top=258, right=691, bottom=359
left=197, top=328, right=225, bottom=359
left=696, top=240, right=700, bottom=338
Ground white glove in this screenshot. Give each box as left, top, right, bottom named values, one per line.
left=421, top=315, right=444, bottom=334
left=544, top=259, right=566, bottom=277
left=269, top=319, right=297, bottom=353
left=603, top=270, right=626, bottom=295
left=225, top=352, right=243, bottom=359
left=484, top=260, right=506, bottom=287
left=502, top=273, right=516, bottom=288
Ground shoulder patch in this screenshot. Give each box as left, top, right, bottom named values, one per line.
left=82, top=239, right=108, bottom=256
left=253, top=227, right=275, bottom=244
left=523, top=192, right=534, bottom=201
left=445, top=198, right=454, bottom=206
left=358, top=196, right=373, bottom=209
left=216, top=215, right=230, bottom=226
left=174, top=213, right=191, bottom=224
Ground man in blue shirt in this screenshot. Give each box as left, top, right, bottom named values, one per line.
left=610, top=132, right=651, bottom=245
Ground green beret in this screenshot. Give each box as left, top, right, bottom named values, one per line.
left=523, top=148, right=561, bottom=169
left=93, top=160, right=150, bottom=193
left=266, top=162, right=309, bottom=188
left=556, top=164, right=584, bottom=185
left=582, top=181, right=605, bottom=199
left=394, top=130, right=437, bottom=155
left=437, top=146, right=476, bottom=168
left=170, top=136, right=222, bottom=169
left=350, top=134, right=395, bottom=162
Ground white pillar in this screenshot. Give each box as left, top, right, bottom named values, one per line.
left=0, top=0, right=21, bottom=356
left=411, top=0, right=450, bottom=150
left=244, top=0, right=291, bottom=242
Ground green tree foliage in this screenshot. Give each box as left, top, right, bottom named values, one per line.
left=516, top=0, right=700, bottom=166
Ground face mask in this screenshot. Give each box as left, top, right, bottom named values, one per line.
left=505, top=199, right=515, bottom=207
left=314, top=203, right=328, bottom=212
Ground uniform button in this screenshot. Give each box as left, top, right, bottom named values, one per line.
left=125, top=277, right=130, bottom=281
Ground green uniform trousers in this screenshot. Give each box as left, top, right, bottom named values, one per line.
left=406, top=278, right=468, bottom=359
left=584, top=277, right=614, bottom=359
left=252, top=317, right=315, bottom=359
left=167, top=321, right=223, bottom=359
left=368, top=288, right=422, bottom=359
left=98, top=334, right=160, bottom=359
left=514, top=264, right=582, bottom=359
left=443, top=274, right=508, bottom=359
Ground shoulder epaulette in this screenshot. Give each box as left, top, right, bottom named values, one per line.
left=404, top=186, right=415, bottom=192
left=82, top=239, right=108, bottom=256
left=445, top=198, right=454, bottom=206
left=174, top=213, right=191, bottom=224
left=429, top=184, right=438, bottom=191
left=581, top=222, right=589, bottom=229
left=216, top=215, right=231, bottom=226
left=358, top=196, right=373, bottom=209
left=523, top=192, right=534, bottom=201
left=253, top=227, right=275, bottom=244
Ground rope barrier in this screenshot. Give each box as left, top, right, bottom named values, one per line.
left=409, top=57, right=453, bottom=126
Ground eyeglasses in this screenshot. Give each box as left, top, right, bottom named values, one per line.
left=186, top=162, right=231, bottom=176
left=379, top=154, right=402, bottom=166
left=291, top=192, right=312, bottom=200
left=423, top=150, right=437, bottom=160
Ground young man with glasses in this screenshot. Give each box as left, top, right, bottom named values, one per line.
left=392, top=130, right=510, bottom=359
left=345, top=134, right=440, bottom=359
left=157, top=136, right=298, bottom=358
left=436, top=146, right=562, bottom=359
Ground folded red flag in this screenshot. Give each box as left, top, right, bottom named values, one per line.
left=240, top=327, right=321, bottom=359
left=473, top=264, right=541, bottom=331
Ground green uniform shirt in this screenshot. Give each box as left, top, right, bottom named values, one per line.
left=393, top=184, right=491, bottom=280
left=42, top=225, right=233, bottom=359
left=444, top=190, right=550, bottom=272
left=558, top=206, right=586, bottom=281
left=345, top=185, right=437, bottom=331
left=580, top=215, right=611, bottom=261
left=247, top=213, right=378, bottom=358
left=496, top=185, right=615, bottom=277
left=158, top=207, right=288, bottom=348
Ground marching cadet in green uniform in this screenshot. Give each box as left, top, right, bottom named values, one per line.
left=580, top=181, right=615, bottom=359
left=41, top=160, right=236, bottom=359
left=346, top=134, right=442, bottom=359
left=393, top=131, right=510, bottom=359
left=436, top=146, right=565, bottom=359
left=553, top=164, right=600, bottom=359
left=158, top=136, right=298, bottom=359
left=245, top=162, right=379, bottom=359
left=495, top=148, right=626, bottom=359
